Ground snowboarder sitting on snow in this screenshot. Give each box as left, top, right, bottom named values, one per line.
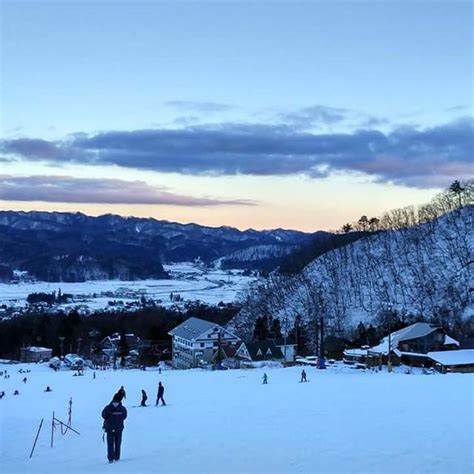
left=115, top=386, right=126, bottom=402
left=262, top=373, right=268, bottom=384
left=102, top=393, right=128, bottom=463
left=156, top=382, right=166, bottom=406
left=45, top=386, right=52, bottom=392
left=301, top=370, right=307, bottom=382
left=140, top=389, right=148, bottom=407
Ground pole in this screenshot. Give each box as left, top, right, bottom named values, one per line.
left=50, top=411, right=55, bottom=448
left=29, top=418, right=44, bottom=459
left=319, top=316, right=326, bottom=369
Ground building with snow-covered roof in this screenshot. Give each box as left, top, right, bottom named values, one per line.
left=370, top=322, right=459, bottom=356
left=20, top=346, right=52, bottom=363
left=427, top=349, right=474, bottom=373
left=344, top=322, right=461, bottom=368
left=168, top=317, right=240, bottom=369
left=236, top=341, right=284, bottom=364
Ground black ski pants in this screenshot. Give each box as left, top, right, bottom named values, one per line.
left=156, top=395, right=166, bottom=405
left=106, top=429, right=123, bottom=461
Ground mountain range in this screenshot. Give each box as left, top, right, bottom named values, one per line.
left=0, top=211, right=318, bottom=282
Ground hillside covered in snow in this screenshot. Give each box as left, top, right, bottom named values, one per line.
left=232, top=194, right=473, bottom=340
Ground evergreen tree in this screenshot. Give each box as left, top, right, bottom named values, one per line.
left=270, top=318, right=282, bottom=339
left=449, top=180, right=464, bottom=208
left=118, top=331, right=130, bottom=367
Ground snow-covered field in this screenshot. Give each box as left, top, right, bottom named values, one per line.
left=0, top=263, right=257, bottom=312
left=1, top=362, right=472, bottom=473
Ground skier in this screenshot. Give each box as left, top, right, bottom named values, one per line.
left=22, top=377, right=27, bottom=384
left=45, top=386, right=52, bottom=392
left=101, top=393, right=128, bottom=463
left=156, top=382, right=166, bottom=406
left=93, top=371, right=96, bottom=380
left=140, top=389, right=148, bottom=407
left=0, top=391, right=5, bottom=399
left=301, top=370, right=307, bottom=382
left=115, top=386, right=126, bottom=402
left=262, top=373, right=268, bottom=384
left=13, top=390, right=19, bottom=395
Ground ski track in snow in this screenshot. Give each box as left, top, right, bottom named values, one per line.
left=0, top=362, right=473, bottom=473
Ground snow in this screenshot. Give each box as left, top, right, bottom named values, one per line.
left=0, top=263, right=257, bottom=312
left=1, top=362, right=473, bottom=473
left=427, top=349, right=474, bottom=366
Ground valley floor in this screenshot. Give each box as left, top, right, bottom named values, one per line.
left=0, top=363, right=472, bottom=474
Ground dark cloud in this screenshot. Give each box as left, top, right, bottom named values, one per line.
left=278, top=105, right=388, bottom=130
left=280, top=105, right=350, bottom=127
left=445, top=105, right=471, bottom=113
left=2, top=117, right=472, bottom=188
left=0, top=175, right=255, bottom=206
left=165, top=101, right=235, bottom=114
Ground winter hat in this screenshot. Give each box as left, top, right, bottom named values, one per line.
left=112, top=393, right=121, bottom=402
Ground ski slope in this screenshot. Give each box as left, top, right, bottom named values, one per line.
left=0, top=362, right=472, bottom=473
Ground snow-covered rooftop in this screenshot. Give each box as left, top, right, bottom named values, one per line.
left=427, top=349, right=474, bottom=366
left=22, top=346, right=52, bottom=352
left=370, top=322, right=454, bottom=354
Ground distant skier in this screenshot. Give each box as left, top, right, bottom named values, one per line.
left=0, top=391, right=5, bottom=399
left=115, top=386, right=126, bottom=402
left=102, top=393, right=128, bottom=463
left=158, top=367, right=162, bottom=375
left=262, top=373, right=268, bottom=384
left=45, top=386, right=52, bottom=392
left=93, top=371, right=96, bottom=380
left=140, top=389, right=148, bottom=407
left=13, top=390, right=19, bottom=395
left=301, top=370, right=307, bottom=382
left=22, top=377, right=27, bottom=384
left=156, top=382, right=166, bottom=406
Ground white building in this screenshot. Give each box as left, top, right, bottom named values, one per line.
left=20, top=346, right=52, bottom=363
left=168, top=317, right=241, bottom=369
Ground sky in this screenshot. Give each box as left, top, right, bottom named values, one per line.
left=1, top=0, right=472, bottom=231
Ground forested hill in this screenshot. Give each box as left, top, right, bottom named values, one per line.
left=232, top=192, right=473, bottom=342
left=0, top=211, right=315, bottom=282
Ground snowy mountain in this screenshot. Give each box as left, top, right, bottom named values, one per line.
left=232, top=205, right=473, bottom=338
left=0, top=211, right=314, bottom=282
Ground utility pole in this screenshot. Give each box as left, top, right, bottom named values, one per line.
left=318, top=316, right=326, bottom=369
left=58, top=337, right=65, bottom=358
left=387, top=305, right=393, bottom=373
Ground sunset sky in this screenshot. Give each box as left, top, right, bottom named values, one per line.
left=1, top=1, right=472, bottom=231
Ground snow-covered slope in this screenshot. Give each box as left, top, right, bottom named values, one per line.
left=233, top=206, right=473, bottom=337
left=1, top=362, right=472, bottom=473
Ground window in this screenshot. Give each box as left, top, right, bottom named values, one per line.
left=200, top=343, right=204, bottom=348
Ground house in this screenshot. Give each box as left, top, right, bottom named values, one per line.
left=168, top=317, right=241, bottom=369
left=99, top=333, right=141, bottom=363
left=20, top=346, right=52, bottom=363
left=236, top=340, right=284, bottom=365
left=344, top=322, right=463, bottom=369
left=100, top=333, right=140, bottom=351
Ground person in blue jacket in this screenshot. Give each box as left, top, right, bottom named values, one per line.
left=102, top=393, right=128, bottom=463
